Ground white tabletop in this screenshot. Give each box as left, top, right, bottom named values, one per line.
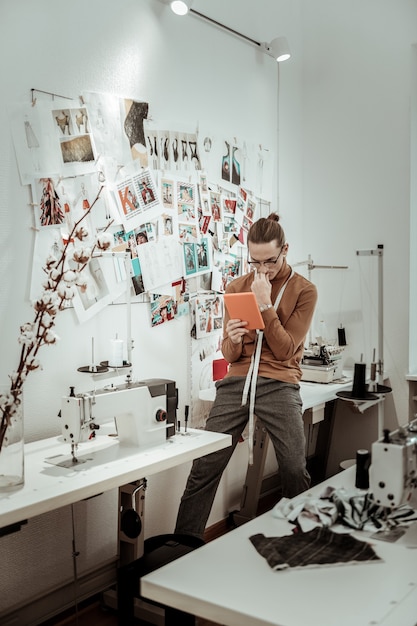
left=0, top=426, right=231, bottom=529
left=199, top=377, right=353, bottom=411
left=141, top=467, right=417, bottom=626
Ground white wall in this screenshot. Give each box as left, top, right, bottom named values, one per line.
left=0, top=0, right=416, bottom=621
left=279, top=0, right=417, bottom=420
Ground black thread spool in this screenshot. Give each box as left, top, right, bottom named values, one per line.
left=338, top=326, right=347, bottom=346
left=336, top=362, right=378, bottom=401
left=351, top=363, right=367, bottom=398
left=355, top=449, right=370, bottom=489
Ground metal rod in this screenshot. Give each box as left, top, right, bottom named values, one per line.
left=125, top=251, right=133, bottom=366
left=378, top=245, right=384, bottom=381
left=356, top=245, right=384, bottom=378
left=356, top=245, right=385, bottom=437
left=190, top=9, right=261, bottom=49
left=31, top=87, right=73, bottom=103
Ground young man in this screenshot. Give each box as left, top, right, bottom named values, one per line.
left=175, top=213, right=318, bottom=540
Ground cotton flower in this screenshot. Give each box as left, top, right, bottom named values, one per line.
left=57, top=284, right=75, bottom=301
left=33, top=292, right=60, bottom=315
left=25, top=358, right=41, bottom=372
left=44, top=330, right=59, bottom=345
left=96, top=232, right=113, bottom=251
left=0, top=392, right=14, bottom=410
left=75, top=276, right=88, bottom=293
left=62, top=269, right=77, bottom=284
left=45, top=254, right=58, bottom=270
left=48, top=268, right=61, bottom=282
left=18, top=323, right=36, bottom=347
left=75, top=226, right=89, bottom=241
left=20, top=322, right=34, bottom=334
left=43, top=277, right=57, bottom=290
left=39, top=312, right=54, bottom=329
left=18, top=330, right=35, bottom=347
left=73, top=247, right=91, bottom=264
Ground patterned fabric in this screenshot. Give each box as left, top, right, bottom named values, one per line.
left=272, top=486, right=417, bottom=534
left=249, top=527, right=381, bottom=570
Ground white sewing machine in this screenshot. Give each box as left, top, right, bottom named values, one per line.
left=370, top=419, right=417, bottom=508
left=301, top=343, right=344, bottom=383
left=60, top=378, right=177, bottom=462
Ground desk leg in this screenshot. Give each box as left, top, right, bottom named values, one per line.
left=232, top=421, right=270, bottom=526
left=166, top=607, right=196, bottom=625
left=117, top=562, right=136, bottom=626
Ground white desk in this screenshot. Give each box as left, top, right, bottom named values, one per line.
left=199, top=377, right=353, bottom=412
left=0, top=425, right=231, bottom=529
left=141, top=466, right=417, bottom=626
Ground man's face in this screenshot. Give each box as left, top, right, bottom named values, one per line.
left=248, top=240, right=288, bottom=280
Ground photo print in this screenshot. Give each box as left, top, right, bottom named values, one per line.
left=122, top=98, right=149, bottom=166
left=183, top=237, right=211, bottom=277
left=198, top=208, right=211, bottom=235
left=150, top=294, right=176, bottom=327
left=176, top=180, right=197, bottom=225
left=179, top=223, right=198, bottom=243
left=71, top=256, right=111, bottom=323
left=81, top=91, right=138, bottom=167
left=161, top=177, right=174, bottom=209
left=113, top=166, right=160, bottom=230
left=194, top=293, right=223, bottom=339
left=143, top=121, right=201, bottom=172
left=221, top=139, right=242, bottom=186
left=209, top=191, right=222, bottom=222
left=8, top=100, right=73, bottom=184
left=211, top=250, right=241, bottom=293
left=134, top=168, right=159, bottom=211
left=32, top=177, right=65, bottom=227
left=52, top=105, right=96, bottom=168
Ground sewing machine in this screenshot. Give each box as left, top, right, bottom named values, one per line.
left=60, top=378, right=178, bottom=462
left=301, top=343, right=344, bottom=383
left=370, top=419, right=417, bottom=508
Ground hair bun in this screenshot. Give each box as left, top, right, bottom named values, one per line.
left=266, top=212, right=280, bottom=223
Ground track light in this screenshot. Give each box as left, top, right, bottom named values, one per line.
left=170, top=0, right=192, bottom=15
left=159, top=1, right=291, bottom=64
left=261, top=37, right=291, bottom=62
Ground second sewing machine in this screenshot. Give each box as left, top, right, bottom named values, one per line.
left=59, top=378, right=178, bottom=463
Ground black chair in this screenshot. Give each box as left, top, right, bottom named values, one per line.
left=117, top=533, right=205, bottom=625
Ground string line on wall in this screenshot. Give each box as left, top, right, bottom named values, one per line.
left=31, top=88, right=74, bottom=105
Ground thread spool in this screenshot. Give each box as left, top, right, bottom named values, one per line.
left=110, top=338, right=124, bottom=367
left=336, top=361, right=378, bottom=401
left=337, top=326, right=347, bottom=346
left=355, top=449, right=370, bottom=489
left=351, top=363, right=367, bottom=398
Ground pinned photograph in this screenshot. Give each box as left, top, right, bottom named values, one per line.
left=150, top=295, right=176, bottom=327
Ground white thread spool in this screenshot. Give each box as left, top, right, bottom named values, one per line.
left=110, top=337, right=124, bottom=367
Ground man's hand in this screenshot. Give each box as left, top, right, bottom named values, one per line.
left=226, top=318, right=249, bottom=344
left=251, top=271, right=272, bottom=305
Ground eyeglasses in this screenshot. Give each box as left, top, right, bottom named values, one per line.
left=248, top=248, right=283, bottom=269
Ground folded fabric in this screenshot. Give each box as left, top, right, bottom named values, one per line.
left=249, top=527, right=381, bottom=570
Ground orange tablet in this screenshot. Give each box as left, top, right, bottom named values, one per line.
left=223, top=292, right=265, bottom=330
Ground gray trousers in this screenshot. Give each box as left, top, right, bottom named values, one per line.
left=175, top=376, right=310, bottom=539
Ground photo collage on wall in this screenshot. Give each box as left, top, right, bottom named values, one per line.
left=9, top=90, right=272, bottom=421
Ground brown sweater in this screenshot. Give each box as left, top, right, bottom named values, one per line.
left=221, top=261, right=318, bottom=384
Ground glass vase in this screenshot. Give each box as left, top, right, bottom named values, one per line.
left=0, top=387, right=24, bottom=490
